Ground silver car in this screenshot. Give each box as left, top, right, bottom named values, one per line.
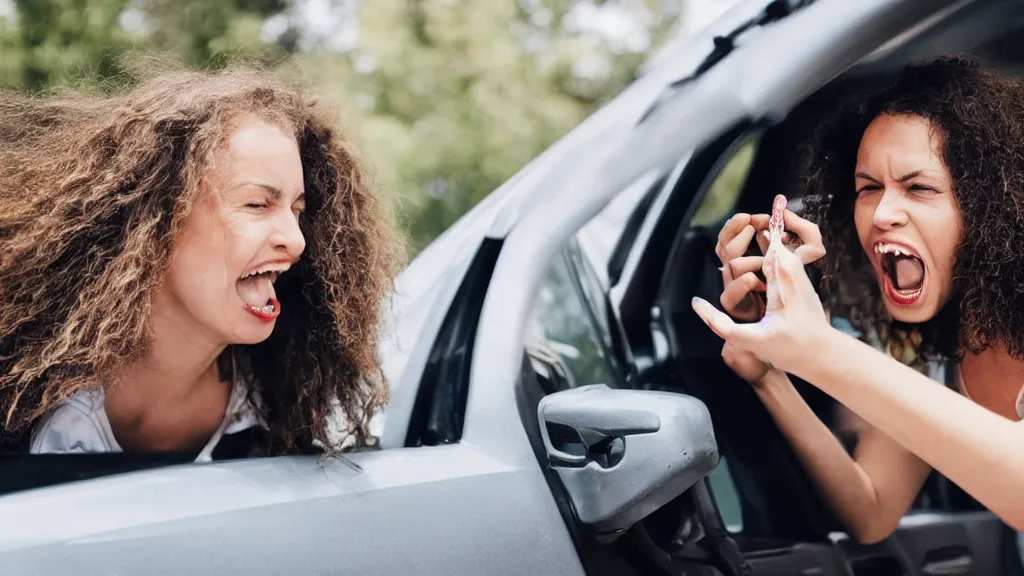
left=0, top=0, right=1018, bottom=574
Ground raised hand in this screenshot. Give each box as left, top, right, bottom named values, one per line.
left=715, top=196, right=827, bottom=322
left=716, top=213, right=768, bottom=321
left=696, top=236, right=831, bottom=376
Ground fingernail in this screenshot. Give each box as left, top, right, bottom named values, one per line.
left=717, top=266, right=725, bottom=272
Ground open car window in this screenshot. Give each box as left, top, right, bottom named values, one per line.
left=526, top=238, right=623, bottom=393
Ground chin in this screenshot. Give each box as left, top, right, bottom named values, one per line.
left=229, top=314, right=277, bottom=344
left=882, top=301, right=937, bottom=324
left=235, top=326, right=276, bottom=345
left=879, top=277, right=939, bottom=324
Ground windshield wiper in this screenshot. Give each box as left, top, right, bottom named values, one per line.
left=639, top=0, right=815, bottom=125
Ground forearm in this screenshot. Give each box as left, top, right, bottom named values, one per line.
left=798, top=329, right=1024, bottom=530
left=755, top=370, right=893, bottom=542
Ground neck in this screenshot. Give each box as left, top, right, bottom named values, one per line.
left=959, top=344, right=1024, bottom=420
left=112, top=298, right=229, bottom=414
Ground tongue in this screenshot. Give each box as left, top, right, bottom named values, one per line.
left=894, top=257, right=924, bottom=291
left=237, top=275, right=276, bottom=307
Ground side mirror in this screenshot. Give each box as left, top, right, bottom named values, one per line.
left=538, top=384, right=718, bottom=536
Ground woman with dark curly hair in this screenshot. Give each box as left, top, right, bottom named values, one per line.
left=696, top=55, right=1024, bottom=542
left=0, top=65, right=401, bottom=461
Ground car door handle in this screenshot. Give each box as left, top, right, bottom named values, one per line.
left=921, top=554, right=973, bottom=576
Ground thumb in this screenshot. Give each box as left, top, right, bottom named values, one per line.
left=691, top=297, right=767, bottom=350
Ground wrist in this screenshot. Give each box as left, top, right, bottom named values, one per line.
left=753, top=368, right=792, bottom=397
left=791, top=324, right=847, bottom=384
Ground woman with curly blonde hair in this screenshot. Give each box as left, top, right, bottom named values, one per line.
left=0, top=65, right=401, bottom=461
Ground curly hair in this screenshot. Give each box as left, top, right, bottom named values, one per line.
left=0, top=64, right=403, bottom=455
left=799, top=55, right=1024, bottom=363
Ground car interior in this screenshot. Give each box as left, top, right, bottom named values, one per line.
left=518, top=1, right=1024, bottom=575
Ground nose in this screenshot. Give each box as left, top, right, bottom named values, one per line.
left=871, top=186, right=909, bottom=230
left=271, top=211, right=306, bottom=260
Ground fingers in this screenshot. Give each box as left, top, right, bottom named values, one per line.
left=692, top=297, right=767, bottom=349
left=763, top=241, right=784, bottom=311
left=722, top=224, right=757, bottom=263
left=755, top=228, right=770, bottom=255
left=727, top=255, right=763, bottom=278
left=720, top=276, right=766, bottom=321
left=748, top=214, right=771, bottom=254
left=721, top=271, right=766, bottom=308
left=793, top=242, right=826, bottom=264
left=773, top=242, right=819, bottom=297
left=763, top=238, right=819, bottom=313
left=783, top=210, right=820, bottom=244
left=716, top=214, right=752, bottom=261
left=783, top=210, right=826, bottom=264
left=749, top=214, right=770, bottom=230
left=692, top=297, right=737, bottom=340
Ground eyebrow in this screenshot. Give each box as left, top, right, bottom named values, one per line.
left=240, top=181, right=305, bottom=202
left=854, top=170, right=928, bottom=184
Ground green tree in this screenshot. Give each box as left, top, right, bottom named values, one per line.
left=0, top=0, right=678, bottom=253
left=345, top=0, right=676, bottom=252
left=0, top=0, right=136, bottom=90
left=138, top=0, right=295, bottom=68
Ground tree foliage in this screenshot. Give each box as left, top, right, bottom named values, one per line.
left=0, top=0, right=676, bottom=253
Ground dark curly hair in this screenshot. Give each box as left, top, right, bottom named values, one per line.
left=0, top=63, right=403, bottom=455
left=799, top=55, right=1024, bottom=364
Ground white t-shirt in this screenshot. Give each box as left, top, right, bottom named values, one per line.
left=29, top=372, right=262, bottom=463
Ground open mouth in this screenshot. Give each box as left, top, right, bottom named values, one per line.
left=237, top=267, right=284, bottom=322
left=875, top=242, right=925, bottom=306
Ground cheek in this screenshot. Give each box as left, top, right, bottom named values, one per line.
left=163, top=211, right=236, bottom=305
left=165, top=236, right=227, bottom=304
left=924, top=205, right=963, bottom=276
left=931, top=232, right=960, bottom=273
left=852, top=198, right=874, bottom=247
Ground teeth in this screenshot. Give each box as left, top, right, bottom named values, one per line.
left=240, top=266, right=288, bottom=281
left=874, top=243, right=915, bottom=257
left=250, top=303, right=276, bottom=314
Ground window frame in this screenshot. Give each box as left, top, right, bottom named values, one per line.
left=526, top=238, right=625, bottom=394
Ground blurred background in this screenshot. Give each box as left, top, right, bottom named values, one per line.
left=0, top=0, right=739, bottom=255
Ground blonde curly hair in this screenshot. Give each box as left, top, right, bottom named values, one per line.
left=0, top=64, right=403, bottom=455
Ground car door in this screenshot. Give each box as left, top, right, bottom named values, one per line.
left=0, top=434, right=588, bottom=575
left=0, top=222, right=585, bottom=574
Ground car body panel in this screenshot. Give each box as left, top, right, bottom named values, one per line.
left=0, top=445, right=584, bottom=575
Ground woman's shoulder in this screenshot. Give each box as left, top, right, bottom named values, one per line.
left=29, top=389, right=117, bottom=454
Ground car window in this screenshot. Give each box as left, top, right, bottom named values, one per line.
left=690, top=137, right=758, bottom=227
left=527, top=238, right=621, bottom=392
left=685, top=135, right=761, bottom=534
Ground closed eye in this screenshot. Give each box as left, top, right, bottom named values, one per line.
left=856, top=185, right=881, bottom=194
left=246, top=202, right=269, bottom=209
left=909, top=184, right=934, bottom=192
